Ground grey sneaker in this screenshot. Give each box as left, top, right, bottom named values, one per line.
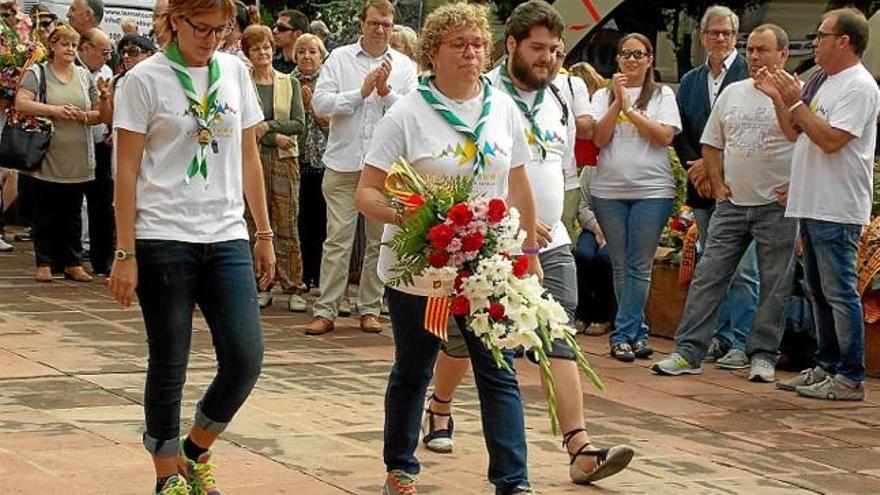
left=748, top=357, right=776, bottom=382
left=716, top=349, right=749, bottom=369
left=511, top=488, right=536, bottom=494
left=288, top=294, right=308, bottom=312
left=777, top=366, right=828, bottom=391
left=796, top=376, right=865, bottom=401
left=651, top=353, right=702, bottom=376
left=383, top=470, right=417, bottom=495
left=702, top=338, right=727, bottom=363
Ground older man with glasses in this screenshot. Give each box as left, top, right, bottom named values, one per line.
left=272, top=9, right=309, bottom=74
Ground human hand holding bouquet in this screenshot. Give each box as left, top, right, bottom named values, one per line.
left=384, top=157, right=603, bottom=433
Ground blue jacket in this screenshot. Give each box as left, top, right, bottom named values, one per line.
left=672, top=54, right=748, bottom=209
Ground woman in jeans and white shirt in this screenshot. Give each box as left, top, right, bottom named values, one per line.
left=591, top=33, right=681, bottom=362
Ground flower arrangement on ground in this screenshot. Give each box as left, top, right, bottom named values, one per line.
left=384, top=158, right=603, bottom=432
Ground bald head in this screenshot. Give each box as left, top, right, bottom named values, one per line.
left=80, top=28, right=112, bottom=71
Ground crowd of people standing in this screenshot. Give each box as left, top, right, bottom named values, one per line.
left=0, top=0, right=876, bottom=494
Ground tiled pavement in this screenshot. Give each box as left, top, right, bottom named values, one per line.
left=0, top=244, right=878, bottom=494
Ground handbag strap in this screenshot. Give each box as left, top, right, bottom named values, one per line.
left=37, top=63, right=47, bottom=104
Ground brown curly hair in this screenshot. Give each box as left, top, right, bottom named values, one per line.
left=417, top=2, right=492, bottom=74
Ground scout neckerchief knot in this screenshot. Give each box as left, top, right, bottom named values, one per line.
left=417, top=75, right=492, bottom=176
left=499, top=61, right=547, bottom=160
left=165, top=42, right=221, bottom=184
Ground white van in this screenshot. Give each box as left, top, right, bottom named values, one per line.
left=23, top=1, right=154, bottom=42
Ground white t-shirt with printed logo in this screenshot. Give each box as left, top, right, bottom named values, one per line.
left=487, top=67, right=575, bottom=252
left=590, top=85, right=682, bottom=199
left=114, top=52, right=265, bottom=243
left=786, top=63, right=880, bottom=225
left=701, top=79, right=794, bottom=206
left=365, top=81, right=531, bottom=296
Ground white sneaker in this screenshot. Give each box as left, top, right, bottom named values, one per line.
left=748, top=357, right=776, bottom=382
left=257, top=291, right=273, bottom=309
left=0, top=237, right=13, bottom=252
left=288, top=294, right=308, bottom=312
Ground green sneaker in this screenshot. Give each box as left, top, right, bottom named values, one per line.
left=178, top=437, right=221, bottom=495
left=383, top=470, right=417, bottom=495
left=156, top=475, right=190, bottom=495
left=651, top=353, right=702, bottom=376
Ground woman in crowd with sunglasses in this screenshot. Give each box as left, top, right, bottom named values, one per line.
left=109, top=1, right=274, bottom=493
left=590, top=33, right=682, bottom=362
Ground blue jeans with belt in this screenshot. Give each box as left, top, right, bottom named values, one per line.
left=383, top=288, right=530, bottom=494
left=136, top=239, right=264, bottom=457
left=800, top=219, right=866, bottom=385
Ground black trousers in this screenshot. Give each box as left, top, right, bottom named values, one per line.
left=298, top=166, right=326, bottom=288
left=33, top=178, right=85, bottom=269
left=16, top=172, right=36, bottom=226
left=85, top=142, right=114, bottom=274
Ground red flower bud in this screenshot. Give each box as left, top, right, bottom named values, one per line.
left=406, top=193, right=426, bottom=208
left=488, top=302, right=506, bottom=321
left=461, top=232, right=484, bottom=253
left=487, top=198, right=507, bottom=223
left=451, top=295, right=470, bottom=316
left=447, top=203, right=474, bottom=227
left=427, top=224, right=455, bottom=251
left=513, top=256, right=529, bottom=278
left=428, top=250, right=449, bottom=268
left=454, top=270, right=470, bottom=292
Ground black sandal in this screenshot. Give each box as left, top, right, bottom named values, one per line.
left=563, top=428, right=634, bottom=484
left=421, top=393, right=454, bottom=453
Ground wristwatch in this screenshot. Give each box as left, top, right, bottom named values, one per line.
left=114, top=249, right=136, bottom=261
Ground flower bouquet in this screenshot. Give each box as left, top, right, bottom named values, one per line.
left=384, top=158, right=603, bottom=432
left=0, top=11, right=45, bottom=108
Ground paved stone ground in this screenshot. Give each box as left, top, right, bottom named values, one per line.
left=0, top=243, right=879, bottom=494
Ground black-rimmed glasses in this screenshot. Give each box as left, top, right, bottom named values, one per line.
left=181, top=16, right=232, bottom=39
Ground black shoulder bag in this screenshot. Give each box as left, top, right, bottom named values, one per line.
left=0, top=64, right=54, bottom=172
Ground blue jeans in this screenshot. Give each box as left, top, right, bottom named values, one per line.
left=800, top=219, right=866, bottom=385
left=384, top=289, right=529, bottom=494
left=574, top=230, right=615, bottom=324
left=674, top=201, right=797, bottom=364
left=694, top=206, right=760, bottom=351
left=592, top=197, right=673, bottom=346
left=136, top=239, right=264, bottom=457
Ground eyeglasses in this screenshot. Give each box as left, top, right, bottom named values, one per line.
left=365, top=20, right=393, bottom=31
left=122, top=46, right=147, bottom=57
left=87, top=42, right=113, bottom=57
left=181, top=16, right=232, bottom=39
left=703, top=29, right=736, bottom=39
left=443, top=38, right=489, bottom=54
left=618, top=49, right=651, bottom=60
left=810, top=31, right=846, bottom=41
left=39, top=20, right=54, bottom=28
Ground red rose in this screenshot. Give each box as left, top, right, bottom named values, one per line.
left=406, top=193, right=426, bottom=208
left=513, top=256, right=529, bottom=278
left=447, top=203, right=474, bottom=227
left=427, top=224, right=455, bottom=250
left=461, top=232, right=484, bottom=253
left=487, top=199, right=507, bottom=223
left=428, top=250, right=450, bottom=268
left=488, top=302, right=506, bottom=320
left=451, top=296, right=470, bottom=316
left=454, top=270, right=470, bottom=292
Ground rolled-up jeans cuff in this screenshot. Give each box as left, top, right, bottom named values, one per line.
left=143, top=433, right=179, bottom=458
left=195, top=401, right=230, bottom=435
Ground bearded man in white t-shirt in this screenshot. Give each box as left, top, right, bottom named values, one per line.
left=768, top=8, right=880, bottom=401
left=305, top=0, right=418, bottom=336
left=652, top=24, right=799, bottom=383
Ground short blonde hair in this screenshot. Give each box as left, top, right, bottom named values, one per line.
left=391, top=25, right=417, bottom=60
left=240, top=24, right=273, bottom=55
left=568, top=62, right=606, bottom=96
left=293, top=33, right=327, bottom=61
left=47, top=24, right=81, bottom=60
left=417, top=2, right=491, bottom=73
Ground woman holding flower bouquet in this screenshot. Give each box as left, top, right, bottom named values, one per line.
left=590, top=33, right=682, bottom=362
left=355, top=3, right=540, bottom=494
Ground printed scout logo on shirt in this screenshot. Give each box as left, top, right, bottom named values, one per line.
left=614, top=111, right=640, bottom=139
left=435, top=139, right=508, bottom=166
left=809, top=96, right=828, bottom=119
